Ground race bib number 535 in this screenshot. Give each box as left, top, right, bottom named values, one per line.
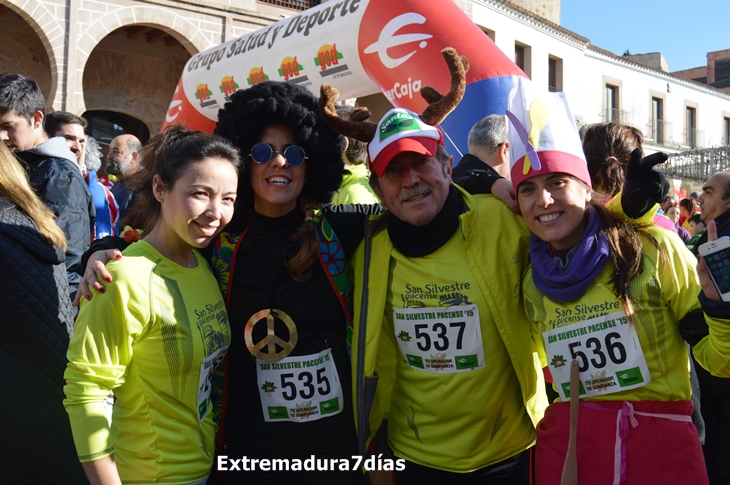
left=543, top=311, right=651, bottom=400
left=256, top=349, right=343, bottom=423
left=393, top=304, right=485, bottom=374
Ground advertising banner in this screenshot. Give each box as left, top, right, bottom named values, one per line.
left=162, top=0, right=526, bottom=159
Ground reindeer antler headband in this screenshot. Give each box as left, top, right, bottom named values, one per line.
left=319, top=48, right=469, bottom=176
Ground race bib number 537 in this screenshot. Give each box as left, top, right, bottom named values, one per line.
left=393, top=304, right=485, bottom=374
left=543, top=311, right=651, bottom=400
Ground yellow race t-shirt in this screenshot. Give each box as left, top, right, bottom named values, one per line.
left=523, top=227, right=697, bottom=403
left=384, top=225, right=535, bottom=472
left=64, top=241, right=231, bottom=485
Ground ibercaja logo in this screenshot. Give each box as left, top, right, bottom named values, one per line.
left=278, top=56, right=309, bottom=85
left=358, top=3, right=446, bottom=112
left=247, top=67, right=269, bottom=86
left=194, top=83, right=217, bottom=108
left=313, top=44, right=352, bottom=79
left=219, top=76, right=239, bottom=101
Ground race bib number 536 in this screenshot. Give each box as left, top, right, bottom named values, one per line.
left=393, top=304, right=485, bottom=374
left=543, top=311, right=651, bottom=400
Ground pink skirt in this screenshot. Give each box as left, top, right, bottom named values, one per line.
left=536, top=400, right=708, bottom=485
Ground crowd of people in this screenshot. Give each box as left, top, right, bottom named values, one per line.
left=1, top=45, right=729, bottom=485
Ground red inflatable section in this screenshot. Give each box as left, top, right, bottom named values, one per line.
left=162, top=77, right=216, bottom=133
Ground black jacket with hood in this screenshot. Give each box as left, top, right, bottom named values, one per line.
left=15, top=137, right=95, bottom=300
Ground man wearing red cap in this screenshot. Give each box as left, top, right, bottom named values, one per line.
left=349, top=107, right=547, bottom=485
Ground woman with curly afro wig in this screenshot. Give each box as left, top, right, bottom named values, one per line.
left=208, top=80, right=381, bottom=484
left=216, top=81, right=345, bottom=212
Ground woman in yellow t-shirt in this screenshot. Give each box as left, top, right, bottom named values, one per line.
left=64, top=126, right=241, bottom=485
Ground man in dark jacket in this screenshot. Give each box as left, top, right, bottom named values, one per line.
left=0, top=74, right=94, bottom=304
left=690, top=172, right=730, bottom=485
left=452, top=114, right=510, bottom=181
left=452, top=114, right=515, bottom=212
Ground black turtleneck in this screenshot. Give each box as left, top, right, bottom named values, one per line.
left=388, top=185, right=466, bottom=257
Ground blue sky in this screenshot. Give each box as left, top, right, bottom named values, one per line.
left=561, top=0, right=730, bottom=72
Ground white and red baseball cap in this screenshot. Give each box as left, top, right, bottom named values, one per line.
left=368, top=108, right=443, bottom=177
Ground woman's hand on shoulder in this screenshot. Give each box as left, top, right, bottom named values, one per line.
left=72, top=249, right=123, bottom=306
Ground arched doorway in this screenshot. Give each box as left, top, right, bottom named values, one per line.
left=82, top=25, right=192, bottom=134
left=0, top=5, right=53, bottom=102
left=82, top=110, right=151, bottom=146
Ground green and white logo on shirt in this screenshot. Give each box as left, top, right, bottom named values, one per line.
left=267, top=406, right=289, bottom=420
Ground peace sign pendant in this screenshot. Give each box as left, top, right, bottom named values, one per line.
left=244, top=309, right=298, bottom=362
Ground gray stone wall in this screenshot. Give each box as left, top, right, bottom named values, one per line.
left=0, top=8, right=52, bottom=99
left=0, top=0, right=287, bottom=128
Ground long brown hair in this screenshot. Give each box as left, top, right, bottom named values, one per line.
left=582, top=123, right=644, bottom=197
left=590, top=197, right=664, bottom=320
left=285, top=198, right=320, bottom=282
left=679, top=197, right=697, bottom=217
left=0, top=143, right=66, bottom=250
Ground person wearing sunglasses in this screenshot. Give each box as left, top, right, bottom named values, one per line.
left=76, top=81, right=382, bottom=484
left=211, top=82, right=390, bottom=484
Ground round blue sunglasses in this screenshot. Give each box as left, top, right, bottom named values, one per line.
left=249, top=142, right=307, bottom=166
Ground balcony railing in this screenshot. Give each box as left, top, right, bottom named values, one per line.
left=682, top=128, right=706, bottom=149
left=644, top=119, right=673, bottom=146
left=662, top=145, right=730, bottom=183
left=601, top=108, right=630, bottom=125
left=258, top=0, right=321, bottom=11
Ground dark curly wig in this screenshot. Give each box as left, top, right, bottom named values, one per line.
left=215, top=81, right=345, bottom=208
left=214, top=81, right=345, bottom=281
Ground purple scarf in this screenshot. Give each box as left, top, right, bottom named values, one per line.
left=530, top=207, right=610, bottom=302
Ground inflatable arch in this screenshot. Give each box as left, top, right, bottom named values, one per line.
left=161, top=0, right=526, bottom=159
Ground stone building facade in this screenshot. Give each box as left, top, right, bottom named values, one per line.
left=0, top=0, right=308, bottom=138
left=464, top=0, right=730, bottom=151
